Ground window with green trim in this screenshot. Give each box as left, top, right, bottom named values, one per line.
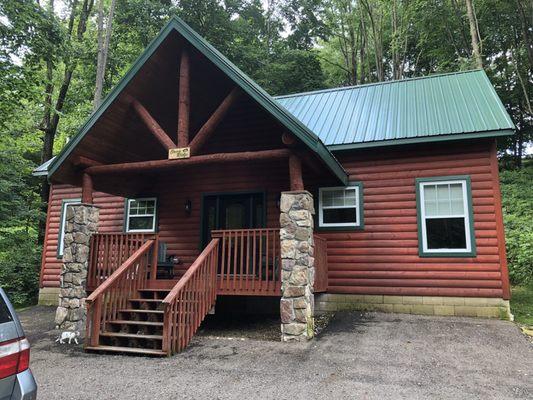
left=416, top=177, right=476, bottom=257
left=58, top=198, right=81, bottom=258
left=318, top=183, right=363, bottom=228
left=125, top=198, right=157, bottom=232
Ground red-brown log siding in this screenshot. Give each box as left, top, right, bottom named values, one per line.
left=40, top=186, right=125, bottom=288
left=40, top=139, right=509, bottom=299
left=313, top=139, right=509, bottom=299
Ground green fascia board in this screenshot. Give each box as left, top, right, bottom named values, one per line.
left=327, top=129, right=514, bottom=152
left=48, top=16, right=348, bottom=185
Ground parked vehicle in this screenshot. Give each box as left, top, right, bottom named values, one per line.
left=0, top=288, right=37, bottom=400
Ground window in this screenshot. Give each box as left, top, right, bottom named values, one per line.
left=125, top=198, right=157, bottom=232
left=416, top=176, right=476, bottom=257
left=318, top=183, right=363, bottom=228
left=58, top=198, right=81, bottom=258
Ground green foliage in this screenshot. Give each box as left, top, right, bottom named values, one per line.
left=500, top=164, right=533, bottom=285
left=511, top=284, right=533, bottom=326
left=0, top=0, right=531, bottom=306
left=0, top=229, right=41, bottom=306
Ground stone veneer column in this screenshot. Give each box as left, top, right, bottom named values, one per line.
left=279, top=190, right=315, bottom=341
left=55, top=204, right=99, bottom=332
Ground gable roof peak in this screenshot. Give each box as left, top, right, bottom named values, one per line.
left=47, top=16, right=347, bottom=184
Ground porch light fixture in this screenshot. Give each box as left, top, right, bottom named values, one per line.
left=184, top=199, right=192, bottom=214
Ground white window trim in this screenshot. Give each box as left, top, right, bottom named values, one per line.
left=125, top=197, right=157, bottom=233
left=318, top=185, right=361, bottom=228
left=58, top=198, right=81, bottom=257
left=419, top=179, right=472, bottom=254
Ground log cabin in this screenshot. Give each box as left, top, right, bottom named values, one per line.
left=33, top=17, right=515, bottom=355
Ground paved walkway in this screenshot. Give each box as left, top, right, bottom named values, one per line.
left=20, top=306, right=533, bottom=399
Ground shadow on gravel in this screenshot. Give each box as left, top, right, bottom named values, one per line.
left=318, top=311, right=372, bottom=338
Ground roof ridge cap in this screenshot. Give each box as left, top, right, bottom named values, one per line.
left=275, top=69, right=484, bottom=100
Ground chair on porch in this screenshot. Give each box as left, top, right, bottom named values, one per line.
left=150, top=241, right=175, bottom=279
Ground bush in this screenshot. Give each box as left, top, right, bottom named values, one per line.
left=0, top=229, right=41, bottom=306
left=500, top=165, right=533, bottom=285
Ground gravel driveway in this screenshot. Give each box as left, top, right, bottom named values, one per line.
left=20, top=306, right=532, bottom=400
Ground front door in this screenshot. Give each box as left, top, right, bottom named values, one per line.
left=202, top=192, right=265, bottom=246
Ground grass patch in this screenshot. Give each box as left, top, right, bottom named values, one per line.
left=511, top=285, right=533, bottom=326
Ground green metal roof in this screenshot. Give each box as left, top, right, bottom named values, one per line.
left=276, top=70, right=515, bottom=150
left=48, top=17, right=348, bottom=184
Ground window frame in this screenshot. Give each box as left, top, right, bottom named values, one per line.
left=318, top=182, right=364, bottom=230
left=124, top=197, right=158, bottom=233
left=57, top=198, right=81, bottom=258
left=416, top=175, right=476, bottom=257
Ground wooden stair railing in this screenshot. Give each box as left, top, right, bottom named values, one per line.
left=87, top=233, right=154, bottom=291
left=161, top=238, right=219, bottom=355
left=85, top=239, right=155, bottom=348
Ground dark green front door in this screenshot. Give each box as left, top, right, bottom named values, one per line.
left=202, top=192, right=265, bottom=246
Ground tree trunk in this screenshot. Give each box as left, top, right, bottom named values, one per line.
left=465, top=0, right=482, bottom=68
left=93, top=0, right=116, bottom=109
left=37, top=0, right=94, bottom=243
left=516, top=0, right=533, bottom=72
left=361, top=0, right=384, bottom=81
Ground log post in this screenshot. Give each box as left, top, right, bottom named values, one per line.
left=189, top=88, right=241, bottom=155
left=177, top=49, right=190, bottom=148
left=289, top=154, right=304, bottom=191
left=132, top=100, right=176, bottom=150
left=81, top=172, right=94, bottom=204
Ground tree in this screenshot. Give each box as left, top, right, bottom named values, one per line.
left=464, top=0, right=483, bottom=68
left=93, top=0, right=116, bottom=109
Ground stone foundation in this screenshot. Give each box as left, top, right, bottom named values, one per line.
left=279, top=191, right=315, bottom=341
left=54, top=204, right=99, bottom=331
left=315, top=294, right=512, bottom=320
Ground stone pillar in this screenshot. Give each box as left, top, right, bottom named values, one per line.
left=279, top=190, right=315, bottom=341
left=55, top=204, right=99, bottom=332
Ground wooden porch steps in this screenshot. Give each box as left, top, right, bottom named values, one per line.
left=85, top=345, right=166, bottom=357
left=85, top=288, right=169, bottom=356
left=118, top=309, right=164, bottom=315
left=106, top=320, right=164, bottom=327
left=100, top=332, right=163, bottom=340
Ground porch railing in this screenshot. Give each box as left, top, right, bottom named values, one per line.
left=87, top=233, right=155, bottom=291
left=161, top=238, right=219, bottom=355
left=85, top=239, right=156, bottom=347
left=211, top=228, right=281, bottom=295
left=313, top=234, right=328, bottom=292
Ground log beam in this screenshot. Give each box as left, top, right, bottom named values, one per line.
left=72, top=155, right=102, bottom=168
left=86, top=148, right=291, bottom=175
left=81, top=172, right=94, bottom=204
left=131, top=99, right=175, bottom=150
left=281, top=132, right=297, bottom=146
left=189, top=87, right=241, bottom=155
left=289, top=154, right=304, bottom=191
left=177, top=49, right=190, bottom=147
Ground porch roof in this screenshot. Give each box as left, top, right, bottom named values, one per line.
left=45, top=16, right=348, bottom=185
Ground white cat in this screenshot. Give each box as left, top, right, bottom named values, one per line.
left=55, top=331, right=80, bottom=344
